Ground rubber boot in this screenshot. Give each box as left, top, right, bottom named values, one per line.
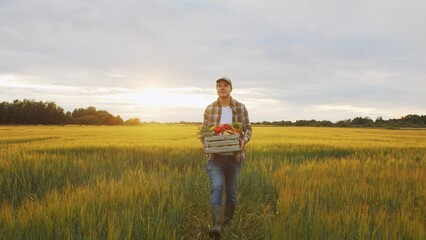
left=223, top=205, right=235, bottom=228
left=209, top=205, right=223, bottom=238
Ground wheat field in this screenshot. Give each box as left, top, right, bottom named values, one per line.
left=0, top=125, right=425, bottom=239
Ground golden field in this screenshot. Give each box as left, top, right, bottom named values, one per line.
left=0, top=125, right=425, bottom=239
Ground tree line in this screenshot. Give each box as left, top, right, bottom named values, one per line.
left=1, top=99, right=424, bottom=128
left=0, top=99, right=141, bottom=125
left=252, top=115, right=426, bottom=128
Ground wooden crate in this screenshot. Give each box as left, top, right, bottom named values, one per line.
left=204, top=134, right=241, bottom=154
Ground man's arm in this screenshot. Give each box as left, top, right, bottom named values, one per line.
left=200, top=107, right=209, bottom=146
left=242, top=105, right=252, bottom=144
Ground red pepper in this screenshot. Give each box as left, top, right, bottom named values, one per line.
left=213, top=125, right=222, bottom=134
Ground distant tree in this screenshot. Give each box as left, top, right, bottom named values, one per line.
left=114, top=115, right=124, bottom=125
left=294, top=119, right=332, bottom=127
left=97, top=110, right=116, bottom=125
left=375, top=116, right=384, bottom=125
left=0, top=99, right=66, bottom=125
left=65, top=111, right=74, bottom=124
left=401, top=114, right=424, bottom=125
left=125, top=118, right=142, bottom=125
left=261, top=121, right=272, bottom=125
left=1, top=99, right=424, bottom=127
left=376, top=116, right=383, bottom=122
left=351, top=116, right=374, bottom=127
left=320, top=120, right=334, bottom=127
left=45, top=101, right=65, bottom=124
left=272, top=120, right=293, bottom=126
left=10, top=100, right=23, bottom=124
left=71, top=106, right=122, bottom=125
left=72, top=106, right=97, bottom=119
left=0, top=99, right=135, bottom=125
left=0, top=101, right=8, bottom=124
left=76, top=115, right=100, bottom=125
left=335, top=119, right=351, bottom=127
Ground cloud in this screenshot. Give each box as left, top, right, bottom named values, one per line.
left=0, top=0, right=425, bottom=122
left=311, top=104, right=377, bottom=114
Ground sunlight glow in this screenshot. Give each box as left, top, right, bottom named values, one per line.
left=117, top=87, right=213, bottom=109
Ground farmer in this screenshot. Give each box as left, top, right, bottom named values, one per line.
left=201, top=76, right=252, bottom=238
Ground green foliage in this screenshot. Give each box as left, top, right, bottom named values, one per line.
left=0, top=100, right=124, bottom=125
left=1, top=99, right=424, bottom=128
left=254, top=115, right=426, bottom=128
left=71, top=107, right=123, bottom=125
left=0, top=99, right=66, bottom=124
left=124, top=118, right=142, bottom=125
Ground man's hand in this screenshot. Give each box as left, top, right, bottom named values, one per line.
left=239, top=138, right=245, bottom=150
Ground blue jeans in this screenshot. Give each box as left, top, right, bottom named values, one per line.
left=206, top=155, right=242, bottom=206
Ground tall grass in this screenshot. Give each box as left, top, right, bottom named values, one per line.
left=0, top=125, right=425, bottom=239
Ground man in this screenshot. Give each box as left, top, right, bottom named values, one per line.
left=201, top=76, right=252, bottom=238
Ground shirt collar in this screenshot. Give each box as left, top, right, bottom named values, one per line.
left=216, top=97, right=235, bottom=107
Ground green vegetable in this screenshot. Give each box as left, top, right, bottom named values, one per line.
left=232, top=122, right=243, bottom=133
left=198, top=125, right=214, bottom=138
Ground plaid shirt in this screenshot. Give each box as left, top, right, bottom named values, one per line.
left=201, top=97, right=252, bottom=162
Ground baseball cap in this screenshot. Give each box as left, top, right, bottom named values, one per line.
left=216, top=77, right=232, bottom=87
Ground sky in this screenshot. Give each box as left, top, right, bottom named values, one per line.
left=1, top=0, right=425, bottom=123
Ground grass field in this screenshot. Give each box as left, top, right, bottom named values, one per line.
left=0, top=125, right=425, bottom=239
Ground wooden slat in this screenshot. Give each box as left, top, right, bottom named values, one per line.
left=205, top=145, right=241, bottom=154
left=205, top=139, right=239, bottom=147
left=204, top=134, right=241, bottom=154
left=205, top=134, right=239, bottom=142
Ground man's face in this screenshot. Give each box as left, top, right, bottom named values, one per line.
left=216, top=80, right=232, bottom=98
